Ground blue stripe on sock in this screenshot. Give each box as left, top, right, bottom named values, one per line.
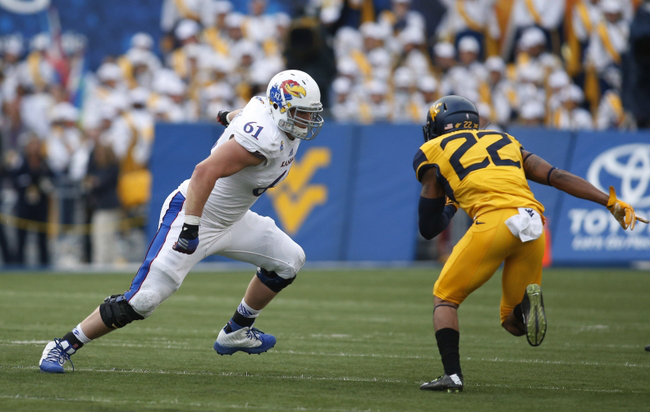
left=228, top=319, right=244, bottom=331
left=125, top=192, right=185, bottom=301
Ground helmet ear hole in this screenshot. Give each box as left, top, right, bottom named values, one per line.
left=273, top=103, right=279, bottom=110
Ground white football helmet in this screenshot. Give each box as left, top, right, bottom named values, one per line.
left=266, top=69, right=324, bottom=140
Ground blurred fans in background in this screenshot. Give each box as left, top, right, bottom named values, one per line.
left=0, top=0, right=647, bottom=267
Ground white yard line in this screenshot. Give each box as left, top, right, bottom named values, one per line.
left=1, top=365, right=646, bottom=395
left=3, top=340, right=649, bottom=369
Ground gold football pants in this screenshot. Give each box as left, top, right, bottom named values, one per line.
left=434, top=208, right=545, bottom=323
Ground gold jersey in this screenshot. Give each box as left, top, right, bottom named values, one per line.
left=413, top=129, right=544, bottom=219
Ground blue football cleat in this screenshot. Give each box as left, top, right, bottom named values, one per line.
left=213, top=325, right=276, bottom=355
left=39, top=338, right=75, bottom=373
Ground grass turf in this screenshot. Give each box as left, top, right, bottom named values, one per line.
left=1, top=267, right=649, bottom=411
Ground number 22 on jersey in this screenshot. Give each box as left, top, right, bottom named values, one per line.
left=439, top=131, right=521, bottom=181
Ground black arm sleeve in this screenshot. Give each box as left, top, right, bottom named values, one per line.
left=418, top=196, right=457, bottom=240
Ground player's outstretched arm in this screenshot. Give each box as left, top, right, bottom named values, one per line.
left=522, top=150, right=608, bottom=205
left=522, top=150, right=645, bottom=230
left=173, top=138, right=264, bottom=254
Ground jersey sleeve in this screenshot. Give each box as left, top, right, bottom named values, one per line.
left=413, top=148, right=437, bottom=182
left=231, top=97, right=282, bottom=160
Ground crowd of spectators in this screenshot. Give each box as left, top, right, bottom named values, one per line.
left=328, top=0, right=644, bottom=130
left=1, top=0, right=649, bottom=266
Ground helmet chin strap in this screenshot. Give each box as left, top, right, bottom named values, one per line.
left=278, top=119, right=307, bottom=140
left=285, top=108, right=312, bottom=139
left=287, top=129, right=308, bottom=141
left=292, top=124, right=309, bottom=139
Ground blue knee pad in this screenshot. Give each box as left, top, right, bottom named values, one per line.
left=256, top=268, right=295, bottom=292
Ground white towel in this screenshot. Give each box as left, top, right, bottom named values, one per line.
left=505, top=208, right=543, bottom=242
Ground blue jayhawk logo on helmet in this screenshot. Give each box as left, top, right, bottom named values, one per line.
left=269, top=80, right=307, bottom=114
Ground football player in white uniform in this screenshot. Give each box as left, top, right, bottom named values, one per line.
left=39, top=70, right=325, bottom=373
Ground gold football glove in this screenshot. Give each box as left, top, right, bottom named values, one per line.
left=606, top=186, right=648, bottom=230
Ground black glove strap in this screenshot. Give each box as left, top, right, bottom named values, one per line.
left=179, top=223, right=199, bottom=240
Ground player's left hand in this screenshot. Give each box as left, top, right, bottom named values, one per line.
left=606, top=186, right=647, bottom=230
left=173, top=223, right=199, bottom=254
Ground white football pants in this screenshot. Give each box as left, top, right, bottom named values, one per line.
left=123, top=190, right=305, bottom=317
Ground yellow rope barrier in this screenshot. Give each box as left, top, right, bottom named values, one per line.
left=0, top=212, right=147, bottom=235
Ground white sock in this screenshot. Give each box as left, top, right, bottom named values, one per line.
left=72, top=324, right=92, bottom=344
left=236, top=298, right=261, bottom=319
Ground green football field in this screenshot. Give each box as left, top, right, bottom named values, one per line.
left=1, top=267, right=649, bottom=411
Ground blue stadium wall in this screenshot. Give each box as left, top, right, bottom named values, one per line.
left=150, top=123, right=650, bottom=266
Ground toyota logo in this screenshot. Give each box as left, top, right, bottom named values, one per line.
left=587, top=144, right=650, bottom=207
left=0, top=0, right=50, bottom=14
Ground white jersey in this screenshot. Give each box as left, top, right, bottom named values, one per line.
left=179, top=96, right=300, bottom=229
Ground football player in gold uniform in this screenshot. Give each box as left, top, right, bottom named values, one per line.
left=414, top=95, right=645, bottom=392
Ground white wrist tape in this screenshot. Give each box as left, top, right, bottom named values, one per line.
left=184, top=215, right=201, bottom=226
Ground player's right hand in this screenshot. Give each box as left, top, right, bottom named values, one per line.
left=606, top=186, right=640, bottom=230
left=216, top=110, right=231, bottom=127
left=173, top=223, right=199, bottom=254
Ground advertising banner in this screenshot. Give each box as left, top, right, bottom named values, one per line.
left=251, top=123, right=358, bottom=261
left=552, top=131, right=650, bottom=265
left=148, top=123, right=223, bottom=242
left=345, top=124, right=422, bottom=261
left=150, top=124, right=650, bottom=265
left=151, top=123, right=359, bottom=262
